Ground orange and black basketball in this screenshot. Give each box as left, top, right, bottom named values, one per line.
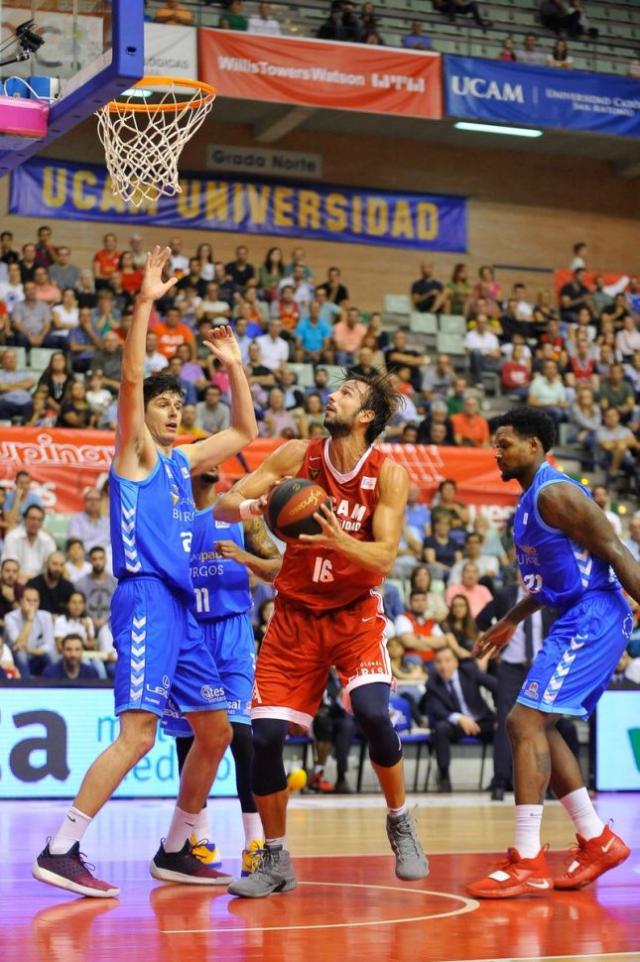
left=266, top=478, right=332, bottom=543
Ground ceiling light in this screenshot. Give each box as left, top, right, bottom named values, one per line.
left=454, top=121, right=543, bottom=138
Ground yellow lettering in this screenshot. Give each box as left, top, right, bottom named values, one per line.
left=177, top=179, right=201, bottom=218
left=246, top=184, right=271, bottom=225
left=233, top=183, right=245, bottom=223
left=100, top=177, right=127, bottom=213
left=42, top=166, right=67, bottom=208
left=352, top=195, right=362, bottom=234
left=366, top=198, right=388, bottom=237
left=205, top=182, right=228, bottom=221
left=325, top=193, right=348, bottom=233
left=417, top=202, right=438, bottom=240
left=298, top=190, right=320, bottom=230
left=273, top=187, right=294, bottom=227
left=391, top=200, right=414, bottom=239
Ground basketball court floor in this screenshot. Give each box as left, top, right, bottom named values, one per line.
left=3, top=792, right=638, bottom=962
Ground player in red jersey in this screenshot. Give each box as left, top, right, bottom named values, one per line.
left=216, top=371, right=428, bottom=898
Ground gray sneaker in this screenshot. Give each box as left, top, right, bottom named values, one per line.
left=227, top=845, right=297, bottom=898
left=386, top=812, right=429, bottom=881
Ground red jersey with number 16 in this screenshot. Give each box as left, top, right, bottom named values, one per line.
left=274, top=437, right=389, bottom=612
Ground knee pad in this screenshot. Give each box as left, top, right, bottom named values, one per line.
left=231, top=722, right=257, bottom=813
left=175, top=735, right=194, bottom=775
left=351, top=683, right=402, bottom=768
left=251, top=718, right=289, bottom=796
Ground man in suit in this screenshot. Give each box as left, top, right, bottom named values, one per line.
left=477, top=579, right=579, bottom=800
left=423, top=647, right=497, bottom=792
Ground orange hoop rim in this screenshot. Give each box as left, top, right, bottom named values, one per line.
left=105, top=76, right=216, bottom=114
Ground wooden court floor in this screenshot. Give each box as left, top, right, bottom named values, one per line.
left=2, top=793, right=638, bottom=962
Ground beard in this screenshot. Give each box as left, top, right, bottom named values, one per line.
left=324, top=412, right=355, bottom=439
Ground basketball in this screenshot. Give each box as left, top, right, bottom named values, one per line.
left=287, top=768, right=308, bottom=792
left=266, top=478, right=332, bottom=543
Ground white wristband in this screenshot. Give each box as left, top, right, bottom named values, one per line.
left=239, top=499, right=257, bottom=520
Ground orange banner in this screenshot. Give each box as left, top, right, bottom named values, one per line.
left=0, top=430, right=517, bottom=520
left=198, top=30, right=442, bottom=120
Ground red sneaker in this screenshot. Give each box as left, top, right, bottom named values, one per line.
left=33, top=842, right=119, bottom=898
left=554, top=823, right=631, bottom=890
left=309, top=772, right=335, bottom=793
left=467, top=846, right=553, bottom=899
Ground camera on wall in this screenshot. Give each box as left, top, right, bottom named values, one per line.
left=1, top=19, right=45, bottom=68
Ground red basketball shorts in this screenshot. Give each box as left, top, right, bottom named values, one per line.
left=251, top=591, right=391, bottom=729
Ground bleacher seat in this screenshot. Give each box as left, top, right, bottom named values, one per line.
left=45, top=512, right=72, bottom=549
left=288, top=362, right=314, bottom=388
left=438, top=315, right=467, bottom=336
left=29, top=347, right=55, bottom=374
left=383, top=294, right=411, bottom=316
left=409, top=312, right=437, bottom=336
left=436, top=331, right=466, bottom=357
left=323, top=364, right=347, bottom=383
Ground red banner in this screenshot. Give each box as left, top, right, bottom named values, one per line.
left=198, top=30, right=442, bottom=120
left=0, top=430, right=517, bottom=521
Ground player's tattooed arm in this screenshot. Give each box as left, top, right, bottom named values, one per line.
left=538, top=481, right=640, bottom=605
left=242, top=516, right=282, bottom=582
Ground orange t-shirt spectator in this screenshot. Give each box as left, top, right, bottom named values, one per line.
left=93, top=233, right=121, bottom=283
left=451, top=396, right=490, bottom=448
left=274, top=285, right=300, bottom=332
left=394, top=590, right=445, bottom=663
left=153, top=307, right=195, bottom=358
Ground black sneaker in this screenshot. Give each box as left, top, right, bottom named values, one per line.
left=33, top=842, right=120, bottom=898
left=150, top=840, right=233, bottom=885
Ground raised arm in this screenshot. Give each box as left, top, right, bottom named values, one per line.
left=299, top=459, right=409, bottom=576
left=538, top=481, right=640, bottom=603
left=113, top=247, right=177, bottom=478
left=214, top=440, right=307, bottom=522
left=182, top=326, right=258, bottom=475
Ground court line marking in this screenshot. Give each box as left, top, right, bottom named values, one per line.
left=449, top=954, right=639, bottom=962
left=161, top=880, right=478, bottom=934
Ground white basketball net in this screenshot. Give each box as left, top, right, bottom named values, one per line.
left=96, top=80, right=216, bottom=207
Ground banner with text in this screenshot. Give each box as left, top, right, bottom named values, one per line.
left=0, top=429, right=518, bottom=520
left=198, top=29, right=442, bottom=119
left=9, top=158, right=467, bottom=252
left=445, top=55, right=640, bottom=137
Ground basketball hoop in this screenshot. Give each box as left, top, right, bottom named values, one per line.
left=96, top=76, right=216, bottom=207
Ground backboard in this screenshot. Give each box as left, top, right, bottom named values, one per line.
left=0, top=0, right=144, bottom=177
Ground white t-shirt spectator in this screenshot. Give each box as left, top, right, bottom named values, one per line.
left=1, top=525, right=56, bottom=579
left=66, top=559, right=92, bottom=583
left=256, top=333, right=289, bottom=371
left=144, top=351, right=169, bottom=377
left=464, top=329, right=500, bottom=354
left=5, top=607, right=55, bottom=656
left=54, top=613, right=95, bottom=646
left=248, top=12, right=281, bottom=34
left=67, top=513, right=111, bottom=552
left=97, top=622, right=117, bottom=659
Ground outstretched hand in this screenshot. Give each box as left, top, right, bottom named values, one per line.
left=204, top=325, right=242, bottom=366
left=471, top=618, right=517, bottom=660
left=298, top=502, right=344, bottom=548
left=140, top=246, right=178, bottom=302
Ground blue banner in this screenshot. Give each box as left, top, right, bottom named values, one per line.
left=445, top=55, right=640, bottom=138
left=9, top=157, right=467, bottom=253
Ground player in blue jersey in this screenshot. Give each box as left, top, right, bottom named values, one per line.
left=468, top=407, right=636, bottom=899
left=33, top=247, right=257, bottom=898
left=163, top=462, right=281, bottom=875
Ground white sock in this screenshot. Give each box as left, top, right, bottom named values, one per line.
left=165, top=806, right=199, bottom=853
left=192, top=806, right=210, bottom=842
left=388, top=803, right=408, bottom=819
left=514, top=804, right=543, bottom=859
left=560, top=787, right=605, bottom=840
left=49, top=807, right=92, bottom=855
left=265, top=835, right=286, bottom=850
left=242, top=812, right=264, bottom=847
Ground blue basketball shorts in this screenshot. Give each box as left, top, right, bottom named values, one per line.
left=162, top=611, right=256, bottom=737
left=112, top=576, right=227, bottom=719
left=517, top=590, right=633, bottom=719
